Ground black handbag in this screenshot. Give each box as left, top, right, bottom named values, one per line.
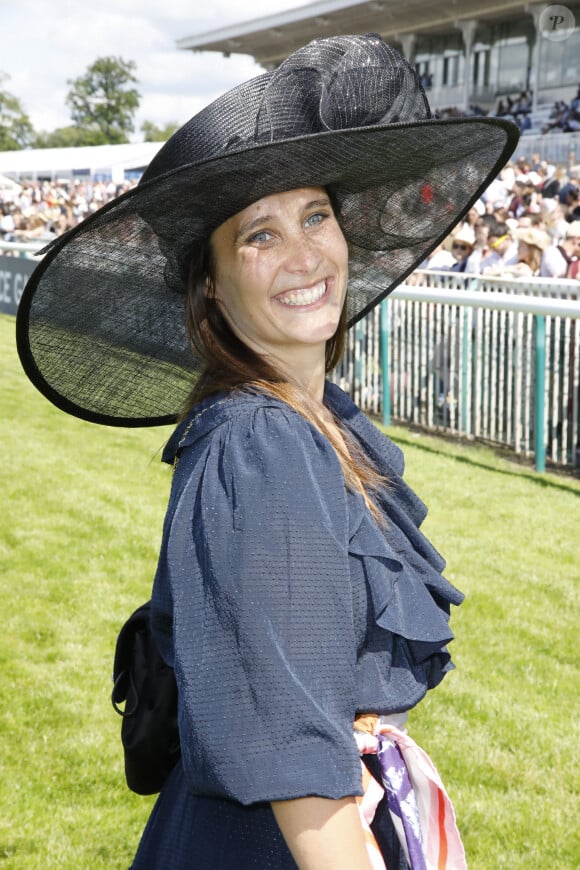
left=111, top=601, right=181, bottom=795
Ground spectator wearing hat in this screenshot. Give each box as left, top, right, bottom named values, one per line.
left=513, top=228, right=551, bottom=276
left=448, top=226, right=477, bottom=272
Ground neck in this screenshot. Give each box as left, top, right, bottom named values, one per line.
left=272, top=344, right=327, bottom=402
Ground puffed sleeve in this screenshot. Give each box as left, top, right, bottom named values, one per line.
left=159, top=405, right=362, bottom=805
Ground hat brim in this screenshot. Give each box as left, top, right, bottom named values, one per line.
left=17, top=116, right=519, bottom=427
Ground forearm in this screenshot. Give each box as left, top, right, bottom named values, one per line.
left=271, top=795, right=371, bottom=870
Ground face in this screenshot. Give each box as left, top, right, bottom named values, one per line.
left=475, top=221, right=489, bottom=246
left=209, top=187, right=348, bottom=371
left=451, top=240, right=472, bottom=261
left=517, top=240, right=530, bottom=262
left=489, top=234, right=511, bottom=255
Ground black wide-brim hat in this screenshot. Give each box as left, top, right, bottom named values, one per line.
left=17, top=34, right=519, bottom=427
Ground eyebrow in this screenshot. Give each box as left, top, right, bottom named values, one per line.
left=235, top=197, right=331, bottom=242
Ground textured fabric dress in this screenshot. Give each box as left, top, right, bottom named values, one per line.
left=131, top=382, right=463, bottom=869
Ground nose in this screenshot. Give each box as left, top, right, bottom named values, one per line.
left=283, top=229, right=322, bottom=275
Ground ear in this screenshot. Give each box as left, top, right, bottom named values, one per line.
left=204, top=275, right=220, bottom=302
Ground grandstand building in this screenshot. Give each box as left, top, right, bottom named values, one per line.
left=178, top=0, right=580, bottom=124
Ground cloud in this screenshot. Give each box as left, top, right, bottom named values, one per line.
left=1, top=0, right=314, bottom=137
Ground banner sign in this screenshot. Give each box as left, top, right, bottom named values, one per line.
left=0, top=255, right=37, bottom=316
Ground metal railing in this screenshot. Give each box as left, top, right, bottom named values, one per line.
left=2, top=242, right=579, bottom=471
left=0, top=240, right=45, bottom=257
left=509, top=131, right=579, bottom=164
left=332, top=279, right=580, bottom=472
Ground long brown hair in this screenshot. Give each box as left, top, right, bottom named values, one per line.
left=181, top=223, right=386, bottom=520
left=518, top=242, right=542, bottom=275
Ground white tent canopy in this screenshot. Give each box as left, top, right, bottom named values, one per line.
left=0, top=173, right=22, bottom=191
left=0, top=141, right=163, bottom=182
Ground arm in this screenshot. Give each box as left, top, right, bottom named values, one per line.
left=166, top=407, right=363, bottom=804
left=272, top=796, right=371, bottom=870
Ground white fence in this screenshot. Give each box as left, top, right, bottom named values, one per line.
left=333, top=273, right=580, bottom=472
left=2, top=241, right=579, bottom=472
left=0, top=241, right=45, bottom=256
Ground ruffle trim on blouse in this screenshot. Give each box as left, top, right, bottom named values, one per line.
left=348, top=492, right=459, bottom=666
left=327, top=381, right=464, bottom=667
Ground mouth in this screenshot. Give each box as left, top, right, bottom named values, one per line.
left=274, top=279, right=328, bottom=308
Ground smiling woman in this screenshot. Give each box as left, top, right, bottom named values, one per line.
left=15, top=32, right=519, bottom=870
left=206, top=188, right=348, bottom=392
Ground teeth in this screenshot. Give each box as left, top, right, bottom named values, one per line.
left=276, top=280, right=326, bottom=307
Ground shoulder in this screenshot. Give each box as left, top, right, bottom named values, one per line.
left=160, top=390, right=350, bottom=549
left=165, top=389, right=346, bottom=495
left=540, top=246, right=566, bottom=276
left=164, top=390, right=312, bottom=456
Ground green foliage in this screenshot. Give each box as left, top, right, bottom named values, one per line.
left=65, top=56, right=140, bottom=145
left=33, top=125, right=107, bottom=149
left=1, top=313, right=578, bottom=868
left=141, top=119, right=180, bottom=142
left=0, top=73, right=34, bottom=150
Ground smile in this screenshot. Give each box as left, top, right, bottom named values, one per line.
left=274, top=280, right=328, bottom=307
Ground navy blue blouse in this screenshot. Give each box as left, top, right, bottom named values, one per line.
left=148, top=382, right=463, bottom=809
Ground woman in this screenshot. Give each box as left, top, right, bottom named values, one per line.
left=16, top=34, right=518, bottom=869
left=513, top=227, right=551, bottom=276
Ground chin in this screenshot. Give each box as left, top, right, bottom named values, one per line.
left=299, top=324, right=340, bottom=344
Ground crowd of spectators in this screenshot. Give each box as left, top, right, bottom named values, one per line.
left=541, top=87, right=580, bottom=134
left=418, top=154, right=580, bottom=281
left=1, top=156, right=580, bottom=281
left=0, top=178, right=137, bottom=245
left=434, top=86, right=580, bottom=135
left=433, top=95, right=531, bottom=132
left=491, top=91, right=534, bottom=133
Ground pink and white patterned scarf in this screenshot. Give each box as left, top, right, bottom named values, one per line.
left=354, top=720, right=467, bottom=870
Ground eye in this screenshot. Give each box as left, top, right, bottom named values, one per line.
left=304, top=211, right=328, bottom=228
left=247, top=229, right=272, bottom=243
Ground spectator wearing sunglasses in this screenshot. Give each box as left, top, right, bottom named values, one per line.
left=448, top=226, right=477, bottom=273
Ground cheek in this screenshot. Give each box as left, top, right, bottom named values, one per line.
left=328, top=227, right=349, bottom=272
left=215, top=258, right=268, bottom=322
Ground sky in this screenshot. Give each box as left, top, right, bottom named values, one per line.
left=0, top=0, right=316, bottom=139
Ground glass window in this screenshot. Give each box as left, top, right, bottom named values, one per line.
left=416, top=55, right=433, bottom=89
left=539, top=28, right=580, bottom=86
left=443, top=54, right=461, bottom=86
left=497, top=38, right=529, bottom=92
left=473, top=48, right=490, bottom=87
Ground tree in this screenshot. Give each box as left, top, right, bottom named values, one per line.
left=0, top=73, right=34, bottom=150
left=66, top=56, right=140, bottom=145
left=34, top=125, right=106, bottom=149
left=141, top=120, right=179, bottom=142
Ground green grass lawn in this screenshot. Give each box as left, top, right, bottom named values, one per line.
left=1, top=313, right=578, bottom=868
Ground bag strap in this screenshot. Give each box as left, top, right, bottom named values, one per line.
left=111, top=601, right=152, bottom=717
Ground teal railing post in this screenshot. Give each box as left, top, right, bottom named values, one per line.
left=461, top=307, right=469, bottom=434
left=380, top=299, right=391, bottom=427
left=534, top=314, right=546, bottom=473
